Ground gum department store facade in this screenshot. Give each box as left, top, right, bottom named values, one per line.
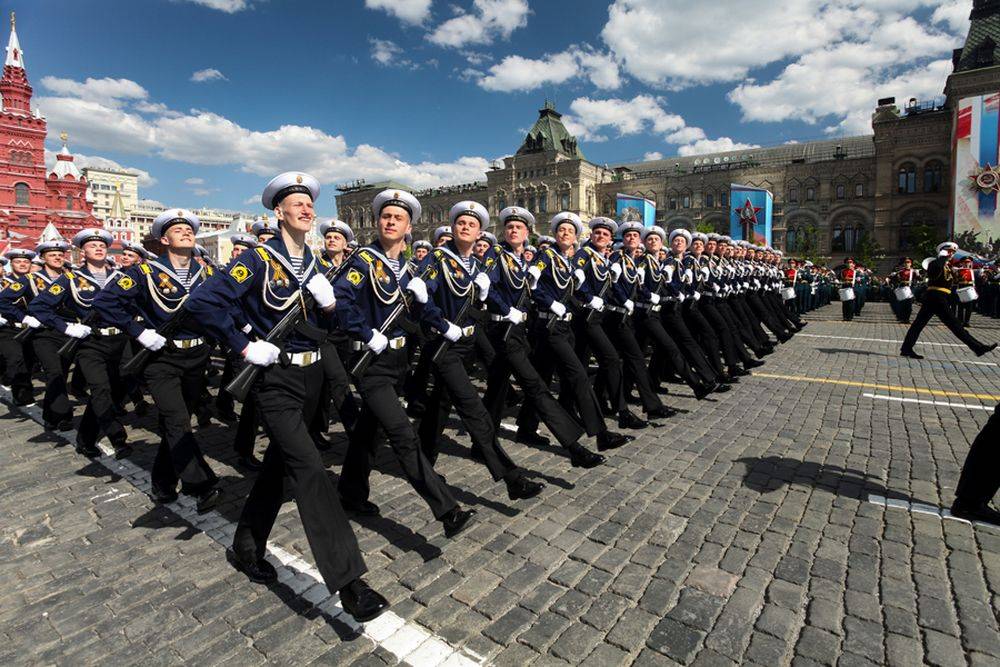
left=335, top=1, right=1000, bottom=271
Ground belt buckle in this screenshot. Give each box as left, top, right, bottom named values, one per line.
left=462, top=325, right=475, bottom=337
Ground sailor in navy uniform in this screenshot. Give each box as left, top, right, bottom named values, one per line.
left=413, top=201, right=544, bottom=500
left=95, top=209, right=222, bottom=512
left=413, top=239, right=432, bottom=262
left=30, top=228, right=132, bottom=458
left=704, top=235, right=765, bottom=369
left=333, top=188, right=475, bottom=540
left=119, top=241, right=154, bottom=268
left=0, top=248, right=40, bottom=406
left=516, top=212, right=632, bottom=453
left=187, top=172, right=389, bottom=623
left=212, top=234, right=259, bottom=426
left=251, top=217, right=278, bottom=243
left=682, top=232, right=739, bottom=384
left=603, top=221, right=675, bottom=419
left=571, top=217, right=648, bottom=430
left=480, top=206, right=603, bottom=468
left=433, top=225, right=453, bottom=247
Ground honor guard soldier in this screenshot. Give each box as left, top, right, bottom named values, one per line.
left=187, top=172, right=389, bottom=622
left=516, top=211, right=632, bottom=453
left=604, top=221, right=676, bottom=419
left=332, top=188, right=476, bottom=539
left=30, top=228, right=133, bottom=458
left=892, top=258, right=916, bottom=323
left=480, top=206, right=604, bottom=468
left=956, top=256, right=977, bottom=327
left=0, top=248, right=39, bottom=405
left=901, top=242, right=996, bottom=359
left=571, top=216, right=648, bottom=429
left=839, top=259, right=857, bottom=321
left=251, top=217, right=278, bottom=243
left=95, top=209, right=223, bottom=511
left=413, top=201, right=544, bottom=500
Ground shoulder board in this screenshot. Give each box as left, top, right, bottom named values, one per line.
left=358, top=250, right=375, bottom=264
left=205, top=265, right=215, bottom=276
left=254, top=247, right=270, bottom=261
left=544, top=248, right=556, bottom=258
left=139, top=263, right=152, bottom=275
left=64, top=270, right=75, bottom=279
left=433, top=249, right=445, bottom=260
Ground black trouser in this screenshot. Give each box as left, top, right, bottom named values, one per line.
left=76, top=334, right=128, bottom=449
left=233, top=395, right=259, bottom=459
left=0, top=328, right=33, bottom=405
left=896, top=296, right=913, bottom=322
left=959, top=301, right=975, bottom=327
left=954, top=405, right=1000, bottom=508
left=143, top=344, right=217, bottom=494
left=311, top=336, right=359, bottom=436
left=902, top=289, right=990, bottom=354
left=33, top=330, right=72, bottom=426
left=841, top=294, right=854, bottom=321
left=518, top=318, right=606, bottom=437
left=339, top=346, right=456, bottom=519
left=572, top=310, right=626, bottom=414
left=718, top=299, right=765, bottom=357
left=233, top=359, right=367, bottom=593
left=748, top=292, right=792, bottom=338
left=418, top=335, right=519, bottom=481
left=215, top=351, right=238, bottom=416
left=660, top=302, right=717, bottom=385
left=682, top=300, right=726, bottom=377
left=634, top=308, right=702, bottom=393
left=483, top=320, right=584, bottom=449
left=699, top=298, right=752, bottom=368
left=119, top=339, right=146, bottom=407
left=768, top=291, right=801, bottom=327
left=601, top=311, right=663, bottom=413
left=730, top=296, right=771, bottom=350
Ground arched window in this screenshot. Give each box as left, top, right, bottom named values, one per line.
left=786, top=227, right=797, bottom=252
left=559, top=193, right=569, bottom=210
left=831, top=226, right=845, bottom=252
left=720, top=192, right=729, bottom=208
left=14, top=182, right=29, bottom=206
left=836, top=184, right=846, bottom=199
left=806, top=187, right=815, bottom=201
left=855, top=183, right=864, bottom=198
left=923, top=161, right=943, bottom=193
left=682, top=195, right=691, bottom=208
left=705, top=193, right=714, bottom=208
left=496, top=194, right=506, bottom=212
left=66, top=194, right=74, bottom=211
left=538, top=193, right=547, bottom=213
left=528, top=196, right=536, bottom=211
left=898, top=164, right=916, bottom=193
left=788, top=187, right=798, bottom=203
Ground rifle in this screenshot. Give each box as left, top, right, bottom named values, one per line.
left=584, top=256, right=615, bottom=324
left=13, top=319, right=36, bottom=343
left=350, top=262, right=435, bottom=380
left=120, top=307, right=189, bottom=376
left=430, top=289, right=477, bottom=366
left=226, top=261, right=347, bottom=402
left=502, top=279, right=531, bottom=342
left=57, top=311, right=99, bottom=360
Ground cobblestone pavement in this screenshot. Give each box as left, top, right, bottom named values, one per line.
left=2, top=302, right=999, bottom=666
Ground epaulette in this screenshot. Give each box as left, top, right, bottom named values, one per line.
left=64, top=270, right=75, bottom=279
left=139, top=263, right=152, bottom=275
left=544, top=248, right=556, bottom=258
left=358, top=249, right=375, bottom=264
left=254, top=247, right=270, bottom=261
left=205, top=265, right=215, bottom=276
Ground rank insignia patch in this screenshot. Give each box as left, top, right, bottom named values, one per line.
left=229, top=263, right=252, bottom=284
left=117, top=276, right=135, bottom=290
left=48, top=284, right=63, bottom=295
left=346, top=268, right=363, bottom=286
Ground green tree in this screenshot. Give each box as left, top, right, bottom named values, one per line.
left=795, top=224, right=824, bottom=264
left=695, top=221, right=716, bottom=234
left=854, top=232, right=885, bottom=267
left=908, top=223, right=944, bottom=259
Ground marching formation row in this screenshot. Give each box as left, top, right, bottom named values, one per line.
left=0, top=171, right=810, bottom=624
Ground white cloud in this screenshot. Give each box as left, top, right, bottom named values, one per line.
left=192, top=187, right=216, bottom=196
left=562, top=94, right=756, bottom=156
left=365, top=0, right=432, bottom=25
left=184, top=177, right=205, bottom=185
left=37, top=76, right=492, bottom=192
left=370, top=38, right=403, bottom=66
left=40, top=76, right=148, bottom=107
left=643, top=151, right=663, bottom=161
left=428, top=0, right=530, bottom=48
left=45, top=148, right=158, bottom=187
left=139, top=198, right=166, bottom=208
left=476, top=45, right=621, bottom=91
left=191, top=68, right=227, bottom=83
left=180, top=0, right=252, bottom=12
left=932, top=0, right=971, bottom=34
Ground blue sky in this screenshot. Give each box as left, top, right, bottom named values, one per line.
left=18, top=0, right=972, bottom=216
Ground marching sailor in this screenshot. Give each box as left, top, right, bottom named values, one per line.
left=0, top=247, right=40, bottom=406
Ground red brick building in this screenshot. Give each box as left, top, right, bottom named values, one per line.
left=0, top=13, right=96, bottom=249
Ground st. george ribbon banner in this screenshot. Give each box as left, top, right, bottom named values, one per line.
left=730, top=184, right=773, bottom=246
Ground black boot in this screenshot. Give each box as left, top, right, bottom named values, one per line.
left=196, top=487, right=222, bottom=514
left=339, top=578, right=389, bottom=622
left=900, top=349, right=924, bottom=360
left=618, top=410, right=648, bottom=430
left=646, top=405, right=677, bottom=419
left=567, top=442, right=604, bottom=468
left=596, top=430, right=632, bottom=451
left=237, top=454, right=263, bottom=471
left=506, top=475, right=544, bottom=500
left=442, top=507, right=476, bottom=538
left=976, top=343, right=997, bottom=357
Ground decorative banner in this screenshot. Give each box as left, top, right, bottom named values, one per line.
left=730, top=184, right=773, bottom=246
left=953, top=92, right=1000, bottom=242
left=615, top=194, right=656, bottom=228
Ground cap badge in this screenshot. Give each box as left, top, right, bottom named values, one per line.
left=296, top=175, right=303, bottom=184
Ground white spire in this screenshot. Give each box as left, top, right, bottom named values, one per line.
left=39, top=222, right=63, bottom=243
left=5, top=12, right=22, bottom=69
left=50, top=132, right=82, bottom=179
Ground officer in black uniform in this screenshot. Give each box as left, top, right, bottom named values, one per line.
left=414, top=200, right=544, bottom=500
left=187, top=172, right=389, bottom=622
left=333, top=188, right=475, bottom=538
left=901, top=242, right=997, bottom=359
left=950, top=404, right=1000, bottom=527
left=481, top=206, right=604, bottom=468
left=0, top=247, right=40, bottom=405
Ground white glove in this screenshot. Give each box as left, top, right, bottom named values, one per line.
left=588, top=296, right=604, bottom=311
left=677, top=292, right=686, bottom=302
left=753, top=279, right=761, bottom=289
left=693, top=291, right=701, bottom=301
left=443, top=321, right=462, bottom=342
left=637, top=267, right=646, bottom=281
left=549, top=300, right=567, bottom=317
left=137, top=328, right=167, bottom=351
left=609, top=263, right=623, bottom=281
left=699, top=267, right=710, bottom=280
left=649, top=293, right=660, bottom=305
left=22, top=315, right=41, bottom=329
left=663, top=265, right=675, bottom=281
left=474, top=272, right=490, bottom=301
left=573, top=269, right=586, bottom=287
left=0, top=316, right=5, bottom=326
left=682, top=269, right=694, bottom=284
left=405, top=276, right=428, bottom=304
left=305, top=274, right=336, bottom=309
left=712, top=283, right=721, bottom=293
left=527, top=266, right=541, bottom=289
left=243, top=340, right=280, bottom=366
left=64, top=323, right=91, bottom=339
left=366, top=329, right=388, bottom=354
left=504, top=307, right=525, bottom=324
left=623, top=299, right=634, bottom=314
left=241, top=323, right=253, bottom=334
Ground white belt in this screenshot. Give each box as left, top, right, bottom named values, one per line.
left=636, top=303, right=661, bottom=312
left=11, top=321, right=26, bottom=329
left=351, top=336, right=406, bottom=351
left=172, top=337, right=204, bottom=349
left=287, top=349, right=321, bottom=366
left=95, top=326, right=122, bottom=336
left=490, top=312, right=528, bottom=323
left=537, top=311, right=572, bottom=322
left=460, top=325, right=475, bottom=337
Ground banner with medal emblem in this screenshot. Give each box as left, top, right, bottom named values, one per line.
left=730, top=184, right=772, bottom=246
left=953, top=92, right=1000, bottom=243
left=615, top=194, right=656, bottom=229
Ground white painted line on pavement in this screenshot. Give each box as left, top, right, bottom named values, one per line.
left=799, top=333, right=967, bottom=347
left=862, top=393, right=995, bottom=412
left=0, top=390, right=483, bottom=667
left=867, top=494, right=999, bottom=532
